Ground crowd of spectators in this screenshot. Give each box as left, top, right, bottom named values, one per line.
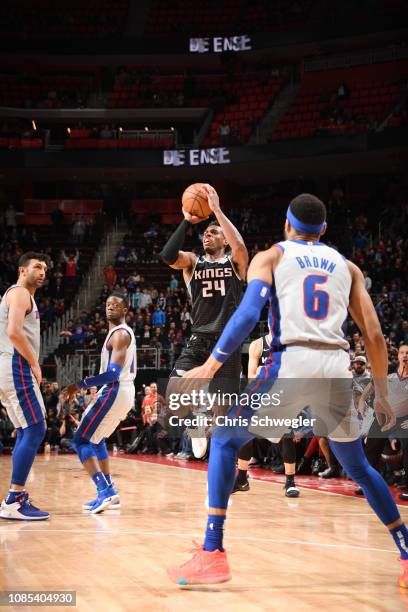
left=0, top=212, right=98, bottom=332
left=0, top=184, right=406, bottom=490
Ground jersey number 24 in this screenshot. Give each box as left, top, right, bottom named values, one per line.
left=202, top=279, right=226, bottom=297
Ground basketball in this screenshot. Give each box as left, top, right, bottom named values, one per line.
left=182, top=183, right=212, bottom=218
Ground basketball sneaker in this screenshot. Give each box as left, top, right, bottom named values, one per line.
left=83, top=495, right=121, bottom=510
left=0, top=492, right=49, bottom=521
left=284, top=476, right=300, bottom=498
left=167, top=541, right=231, bottom=585
left=398, top=557, right=408, bottom=588
left=89, top=485, right=119, bottom=514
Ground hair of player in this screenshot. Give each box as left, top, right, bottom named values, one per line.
left=18, top=251, right=50, bottom=269
left=289, top=194, right=327, bottom=228
left=108, top=291, right=128, bottom=307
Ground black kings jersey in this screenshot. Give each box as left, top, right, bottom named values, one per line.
left=187, top=255, right=243, bottom=335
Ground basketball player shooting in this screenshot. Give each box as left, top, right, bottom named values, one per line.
left=159, top=183, right=248, bottom=458
left=166, top=194, right=408, bottom=588
left=0, top=252, right=50, bottom=521
left=62, top=293, right=136, bottom=514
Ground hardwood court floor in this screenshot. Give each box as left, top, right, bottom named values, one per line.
left=1, top=454, right=408, bottom=612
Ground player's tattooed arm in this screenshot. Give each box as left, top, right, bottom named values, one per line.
left=202, top=183, right=248, bottom=280
left=347, top=260, right=395, bottom=431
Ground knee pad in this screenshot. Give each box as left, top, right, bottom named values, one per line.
left=72, top=433, right=96, bottom=463
left=92, top=440, right=109, bottom=462
left=24, top=421, right=46, bottom=449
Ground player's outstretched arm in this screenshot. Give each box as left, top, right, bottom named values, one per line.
left=62, top=329, right=130, bottom=400
left=7, top=287, right=42, bottom=384
left=159, top=211, right=200, bottom=271
left=347, top=260, right=395, bottom=431
left=202, top=183, right=248, bottom=279
left=182, top=248, right=279, bottom=381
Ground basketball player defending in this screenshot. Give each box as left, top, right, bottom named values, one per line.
left=233, top=331, right=300, bottom=498
left=62, top=293, right=136, bottom=514
left=167, top=194, right=408, bottom=588
left=160, top=184, right=248, bottom=457
left=0, top=252, right=50, bottom=520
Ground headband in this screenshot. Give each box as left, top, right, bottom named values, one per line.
left=286, top=206, right=325, bottom=234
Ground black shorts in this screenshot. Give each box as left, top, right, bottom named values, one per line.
left=170, top=333, right=242, bottom=395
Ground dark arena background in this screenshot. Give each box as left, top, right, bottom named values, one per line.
left=0, top=1, right=407, bottom=610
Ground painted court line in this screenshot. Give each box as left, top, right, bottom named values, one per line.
left=0, top=527, right=396, bottom=554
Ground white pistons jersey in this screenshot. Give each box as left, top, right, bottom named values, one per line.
left=100, top=323, right=137, bottom=383
left=271, top=240, right=351, bottom=349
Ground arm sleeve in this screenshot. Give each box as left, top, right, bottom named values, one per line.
left=159, top=219, right=191, bottom=265
left=211, top=279, right=271, bottom=364
left=79, top=363, right=122, bottom=389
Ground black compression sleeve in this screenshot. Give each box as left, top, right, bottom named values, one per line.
left=159, top=219, right=191, bottom=265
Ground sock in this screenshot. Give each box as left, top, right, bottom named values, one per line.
left=204, top=514, right=226, bottom=552
left=286, top=474, right=295, bottom=486
left=237, top=469, right=248, bottom=485
left=92, top=471, right=108, bottom=492
left=104, top=473, right=112, bottom=486
left=6, top=489, right=25, bottom=504
left=390, top=524, right=408, bottom=560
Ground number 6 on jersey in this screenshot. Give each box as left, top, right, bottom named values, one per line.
left=303, top=274, right=329, bottom=320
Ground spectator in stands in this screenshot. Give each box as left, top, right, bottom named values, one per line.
left=72, top=216, right=87, bottom=244
left=337, top=82, right=350, bottom=100
left=130, top=287, right=141, bottom=309
left=169, top=274, right=178, bottom=292
left=219, top=120, right=231, bottom=146
left=152, top=305, right=166, bottom=328
left=99, top=124, right=114, bottom=139
left=127, top=249, right=138, bottom=265
left=5, top=204, right=17, bottom=233
left=103, top=264, right=117, bottom=287
left=62, top=249, right=79, bottom=277
left=59, top=402, right=80, bottom=452
left=116, top=245, right=129, bottom=264
left=51, top=207, right=64, bottom=234
left=139, top=288, right=152, bottom=310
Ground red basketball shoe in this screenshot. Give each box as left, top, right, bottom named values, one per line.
left=167, top=541, right=231, bottom=585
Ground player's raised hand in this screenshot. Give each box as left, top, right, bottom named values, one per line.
left=202, top=184, right=221, bottom=213
left=182, top=208, right=208, bottom=225
left=374, top=395, right=396, bottom=432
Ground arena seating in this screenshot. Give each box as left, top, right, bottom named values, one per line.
left=0, top=65, right=99, bottom=108
left=0, top=0, right=128, bottom=40
left=0, top=138, right=43, bottom=149
left=272, top=60, right=407, bottom=141
left=145, top=0, right=315, bottom=37
left=204, top=75, right=286, bottom=145
left=22, top=199, right=103, bottom=225
left=66, top=134, right=175, bottom=149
